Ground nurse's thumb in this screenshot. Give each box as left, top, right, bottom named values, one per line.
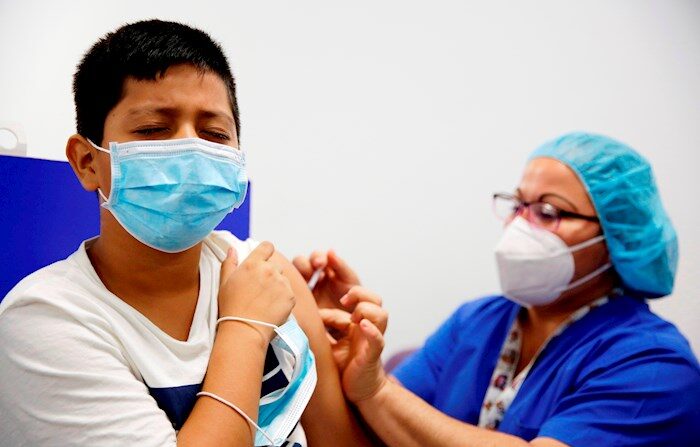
left=358, top=318, right=384, bottom=364
left=328, top=250, right=360, bottom=285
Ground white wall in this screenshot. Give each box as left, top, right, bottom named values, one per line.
left=1, top=0, right=699, bottom=357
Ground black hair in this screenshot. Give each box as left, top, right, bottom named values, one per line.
left=73, top=19, right=240, bottom=144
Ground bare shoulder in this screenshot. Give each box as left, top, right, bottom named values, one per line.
left=269, top=250, right=324, bottom=335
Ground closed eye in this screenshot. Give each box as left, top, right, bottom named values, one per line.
left=202, top=130, right=231, bottom=141
left=133, top=127, right=169, bottom=136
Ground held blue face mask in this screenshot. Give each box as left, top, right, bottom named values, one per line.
left=256, top=317, right=317, bottom=446
left=89, top=137, right=248, bottom=253
left=212, top=315, right=317, bottom=446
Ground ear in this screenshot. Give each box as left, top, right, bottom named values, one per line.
left=65, top=134, right=101, bottom=192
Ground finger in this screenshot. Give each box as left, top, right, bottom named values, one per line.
left=358, top=319, right=385, bottom=364
left=220, top=247, right=239, bottom=281
left=327, top=250, right=360, bottom=284
left=325, top=332, right=338, bottom=346
left=319, top=308, right=352, bottom=332
left=269, top=258, right=286, bottom=275
left=319, top=308, right=352, bottom=330
left=292, top=255, right=314, bottom=280
left=340, top=285, right=382, bottom=308
left=351, top=302, right=388, bottom=333
left=310, top=250, right=329, bottom=270
left=247, top=241, right=275, bottom=263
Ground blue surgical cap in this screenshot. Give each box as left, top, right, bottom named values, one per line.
left=529, top=132, right=678, bottom=298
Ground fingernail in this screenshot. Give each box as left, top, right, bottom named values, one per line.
left=227, top=247, right=234, bottom=257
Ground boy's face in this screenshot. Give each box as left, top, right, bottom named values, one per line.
left=93, top=63, right=238, bottom=198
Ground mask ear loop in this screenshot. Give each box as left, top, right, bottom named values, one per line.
left=568, top=234, right=606, bottom=253
left=87, top=138, right=110, bottom=154
left=87, top=139, right=112, bottom=205
left=561, top=234, right=611, bottom=293
left=196, top=391, right=276, bottom=445
left=96, top=188, right=109, bottom=204
left=560, top=262, right=613, bottom=293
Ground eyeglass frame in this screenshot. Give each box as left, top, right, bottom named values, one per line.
left=492, top=192, right=599, bottom=229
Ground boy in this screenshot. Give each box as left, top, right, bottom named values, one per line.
left=0, top=20, right=370, bottom=446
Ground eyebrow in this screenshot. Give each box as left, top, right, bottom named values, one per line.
left=515, top=188, right=579, bottom=212
left=125, top=107, right=235, bottom=125
left=199, top=110, right=235, bottom=125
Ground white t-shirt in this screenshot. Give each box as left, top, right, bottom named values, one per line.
left=0, top=231, right=307, bottom=447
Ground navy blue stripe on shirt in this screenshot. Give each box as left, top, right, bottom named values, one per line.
left=147, top=383, right=202, bottom=430
left=261, top=367, right=290, bottom=397
left=147, top=345, right=289, bottom=430
left=264, top=344, right=280, bottom=374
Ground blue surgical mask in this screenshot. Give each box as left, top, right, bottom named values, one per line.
left=89, top=138, right=248, bottom=253
left=254, top=317, right=317, bottom=446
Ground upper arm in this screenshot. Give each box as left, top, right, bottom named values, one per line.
left=538, top=343, right=700, bottom=447
left=272, top=250, right=331, bottom=360
left=0, top=302, right=176, bottom=447
left=272, top=250, right=371, bottom=446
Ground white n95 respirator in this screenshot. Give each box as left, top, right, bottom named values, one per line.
left=494, top=217, right=610, bottom=307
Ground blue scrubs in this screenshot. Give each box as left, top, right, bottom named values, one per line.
left=393, top=295, right=700, bottom=446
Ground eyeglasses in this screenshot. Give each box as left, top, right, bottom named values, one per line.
left=492, top=193, right=599, bottom=231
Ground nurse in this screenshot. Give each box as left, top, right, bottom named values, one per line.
left=295, top=132, right=700, bottom=446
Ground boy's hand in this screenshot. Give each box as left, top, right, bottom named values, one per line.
left=293, top=250, right=361, bottom=310
left=218, top=241, right=295, bottom=340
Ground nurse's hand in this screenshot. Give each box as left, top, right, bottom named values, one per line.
left=293, top=250, right=361, bottom=310
left=218, top=242, right=296, bottom=340
left=319, top=286, right=389, bottom=403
